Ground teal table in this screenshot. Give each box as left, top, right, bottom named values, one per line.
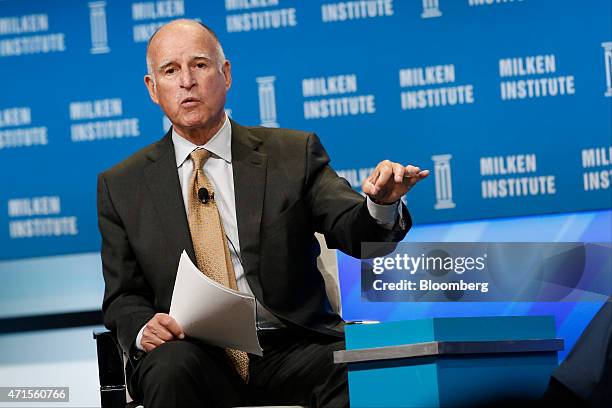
left=334, top=316, right=563, bottom=407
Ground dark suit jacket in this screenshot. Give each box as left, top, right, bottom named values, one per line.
left=97, top=120, right=411, bottom=354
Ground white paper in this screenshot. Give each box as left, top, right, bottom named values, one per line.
left=169, top=250, right=263, bottom=356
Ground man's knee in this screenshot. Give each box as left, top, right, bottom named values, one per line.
left=149, top=341, right=202, bottom=374
left=134, top=340, right=222, bottom=396
left=131, top=339, right=244, bottom=407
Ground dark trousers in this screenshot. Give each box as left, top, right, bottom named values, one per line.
left=128, top=329, right=349, bottom=408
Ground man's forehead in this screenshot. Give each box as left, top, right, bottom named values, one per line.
left=149, top=29, right=215, bottom=61
left=150, top=21, right=212, bottom=49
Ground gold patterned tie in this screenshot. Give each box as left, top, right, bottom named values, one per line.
left=187, top=148, right=250, bottom=382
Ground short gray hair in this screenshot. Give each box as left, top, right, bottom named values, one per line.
left=145, top=20, right=226, bottom=75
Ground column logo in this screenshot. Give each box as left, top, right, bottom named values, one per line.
left=89, top=1, right=110, bottom=54
left=421, top=0, right=442, bottom=19
left=602, top=42, right=612, bottom=97
left=256, top=76, right=279, bottom=128
left=432, top=154, right=456, bottom=209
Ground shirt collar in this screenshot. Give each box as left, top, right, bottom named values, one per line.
left=172, top=114, right=232, bottom=168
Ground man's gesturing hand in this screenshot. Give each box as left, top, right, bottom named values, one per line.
left=362, top=161, right=429, bottom=205
left=141, top=313, right=185, bottom=352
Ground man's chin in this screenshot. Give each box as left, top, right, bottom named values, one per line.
left=175, top=117, right=208, bottom=129
left=172, top=118, right=221, bottom=134
left=169, top=110, right=225, bottom=132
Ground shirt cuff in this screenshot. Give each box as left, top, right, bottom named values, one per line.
left=135, top=324, right=146, bottom=351
left=366, top=196, right=403, bottom=230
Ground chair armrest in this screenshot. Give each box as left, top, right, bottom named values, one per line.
left=93, top=330, right=127, bottom=408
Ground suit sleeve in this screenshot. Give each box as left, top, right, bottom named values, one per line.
left=303, top=133, right=411, bottom=258
left=97, top=173, right=156, bottom=353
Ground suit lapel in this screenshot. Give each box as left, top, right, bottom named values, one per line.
left=143, top=130, right=196, bottom=263
left=231, top=120, right=267, bottom=299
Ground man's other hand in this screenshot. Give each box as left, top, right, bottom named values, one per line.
left=362, top=161, right=429, bottom=205
left=141, top=313, right=185, bottom=352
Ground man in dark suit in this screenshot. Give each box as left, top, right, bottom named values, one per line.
left=98, top=19, right=428, bottom=408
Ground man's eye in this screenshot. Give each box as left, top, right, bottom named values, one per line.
left=165, top=68, right=176, bottom=75
left=196, top=63, right=207, bottom=69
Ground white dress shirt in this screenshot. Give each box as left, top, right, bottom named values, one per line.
left=136, top=115, right=402, bottom=350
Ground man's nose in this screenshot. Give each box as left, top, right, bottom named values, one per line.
left=179, top=69, right=196, bottom=89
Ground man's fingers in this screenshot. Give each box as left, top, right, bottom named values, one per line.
left=145, top=323, right=174, bottom=341
left=142, top=337, right=165, bottom=352
left=144, top=334, right=165, bottom=346
left=418, top=169, right=430, bottom=178
left=158, top=315, right=185, bottom=339
left=367, top=168, right=380, bottom=186
left=403, top=167, right=429, bottom=184
left=142, top=324, right=167, bottom=352
left=405, top=165, right=421, bottom=177
left=392, top=163, right=406, bottom=183
left=362, top=181, right=375, bottom=197
left=140, top=313, right=184, bottom=353
left=363, top=161, right=429, bottom=199
left=374, top=161, right=393, bottom=191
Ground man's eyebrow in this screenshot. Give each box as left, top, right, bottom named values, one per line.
left=192, top=54, right=213, bottom=62
left=157, top=60, right=175, bottom=71
left=156, top=54, right=213, bottom=71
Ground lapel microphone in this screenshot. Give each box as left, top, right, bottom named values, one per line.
left=197, top=187, right=214, bottom=204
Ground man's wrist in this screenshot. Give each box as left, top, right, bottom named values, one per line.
left=366, top=196, right=401, bottom=226
left=135, top=324, right=146, bottom=352
left=371, top=198, right=398, bottom=205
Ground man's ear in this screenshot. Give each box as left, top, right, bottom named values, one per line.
left=223, top=60, right=232, bottom=90
left=144, top=75, right=160, bottom=105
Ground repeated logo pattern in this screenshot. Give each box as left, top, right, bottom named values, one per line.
left=0, top=0, right=609, bottom=259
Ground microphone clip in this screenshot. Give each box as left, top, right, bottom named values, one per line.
left=198, top=187, right=214, bottom=204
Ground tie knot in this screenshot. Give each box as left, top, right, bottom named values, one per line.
left=190, top=149, right=210, bottom=170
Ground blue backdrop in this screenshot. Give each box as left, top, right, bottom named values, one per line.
left=1, top=0, right=611, bottom=260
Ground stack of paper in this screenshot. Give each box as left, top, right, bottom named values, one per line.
left=169, top=250, right=263, bottom=356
